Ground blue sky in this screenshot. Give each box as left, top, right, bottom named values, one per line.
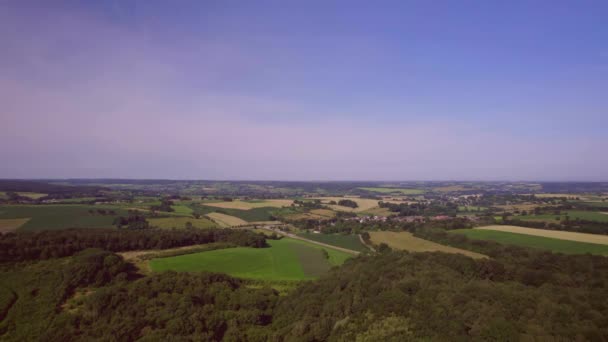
left=1, top=1, right=607, bottom=180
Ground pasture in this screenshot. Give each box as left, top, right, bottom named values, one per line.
left=452, top=228, right=608, bottom=255
left=358, top=187, right=424, bottom=195
left=148, top=216, right=216, bottom=229
left=206, top=212, right=248, bottom=227
left=369, top=231, right=486, bottom=259
left=0, top=205, right=128, bottom=231
left=474, top=225, right=608, bottom=245
left=149, top=238, right=351, bottom=280
left=297, top=232, right=368, bottom=252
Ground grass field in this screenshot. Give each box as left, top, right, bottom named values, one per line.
left=358, top=187, right=424, bottom=195
left=171, top=204, right=194, bottom=215
left=369, top=231, right=486, bottom=259
left=202, top=199, right=293, bottom=210
left=458, top=206, right=487, bottom=212
left=297, top=233, right=368, bottom=252
left=148, top=216, right=216, bottom=229
left=149, top=238, right=351, bottom=280
left=517, top=210, right=608, bottom=223
left=194, top=204, right=297, bottom=222
left=0, top=218, right=30, bottom=233
left=0, top=205, right=129, bottom=231
left=206, top=212, right=248, bottom=227
left=474, top=225, right=608, bottom=245
left=452, top=228, right=608, bottom=255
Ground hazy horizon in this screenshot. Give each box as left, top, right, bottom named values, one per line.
left=2, top=1, right=607, bottom=181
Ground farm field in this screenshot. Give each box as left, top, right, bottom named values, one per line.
left=517, top=210, right=608, bottom=223
left=452, top=228, right=608, bottom=255
left=358, top=187, right=424, bottom=195
left=474, top=225, right=608, bottom=245
left=202, top=199, right=293, bottom=210
left=206, top=212, right=247, bottom=227
left=0, top=218, right=30, bottom=232
left=149, top=238, right=351, bottom=280
left=148, top=216, right=216, bottom=229
left=0, top=205, right=128, bottom=231
left=171, top=204, right=194, bottom=215
left=369, top=231, right=486, bottom=259
left=458, top=206, right=487, bottom=212
left=0, top=191, right=47, bottom=199
left=296, top=232, right=368, bottom=252
left=358, top=206, right=396, bottom=217
left=194, top=204, right=297, bottom=222
left=285, top=208, right=337, bottom=220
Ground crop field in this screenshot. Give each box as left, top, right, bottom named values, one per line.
left=297, top=232, right=368, bottom=252
left=0, top=218, right=30, bottom=233
left=148, top=216, right=216, bottom=229
left=369, top=231, right=486, bottom=259
left=474, top=225, right=608, bottom=245
left=358, top=206, right=396, bottom=217
left=358, top=187, right=424, bottom=195
left=206, top=212, right=248, bottom=227
left=0, top=205, right=128, bottom=231
left=149, top=238, right=351, bottom=280
left=0, top=192, right=47, bottom=199
left=458, top=206, right=487, bottom=212
left=452, top=228, right=608, bottom=255
left=517, top=210, right=608, bottom=223
left=202, top=199, right=293, bottom=210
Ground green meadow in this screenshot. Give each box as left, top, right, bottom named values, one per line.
left=451, top=229, right=608, bottom=255
left=149, top=238, right=352, bottom=280
left=0, top=205, right=129, bottom=231
left=517, top=210, right=608, bottom=223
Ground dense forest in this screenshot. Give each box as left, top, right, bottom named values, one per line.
left=2, top=229, right=608, bottom=340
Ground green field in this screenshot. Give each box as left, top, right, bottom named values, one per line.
left=451, top=229, right=608, bottom=255
left=296, top=233, right=368, bottom=252
left=517, top=210, right=608, bottom=223
left=458, top=206, right=487, bottom=212
left=148, top=216, right=216, bottom=229
left=0, top=205, right=129, bottom=231
left=358, top=187, right=424, bottom=195
left=193, top=204, right=299, bottom=222
left=149, top=238, right=352, bottom=280
left=171, top=204, right=194, bottom=215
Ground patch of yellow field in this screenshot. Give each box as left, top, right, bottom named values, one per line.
left=206, top=212, right=247, bottom=227
left=148, top=217, right=216, bottom=229
left=477, top=225, right=608, bottom=245
left=202, top=199, right=293, bottom=210
left=312, top=197, right=379, bottom=212
left=369, top=231, right=486, bottom=259
left=0, top=218, right=30, bottom=232
left=309, top=209, right=336, bottom=218
left=359, top=206, right=396, bottom=217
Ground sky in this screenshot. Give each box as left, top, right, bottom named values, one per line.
left=1, top=1, right=607, bottom=181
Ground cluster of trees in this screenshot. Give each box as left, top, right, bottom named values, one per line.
left=0, top=228, right=267, bottom=262
left=272, top=246, right=608, bottom=340
left=112, top=215, right=150, bottom=229
left=43, top=271, right=278, bottom=341
left=338, top=199, right=358, bottom=208
left=379, top=200, right=458, bottom=216
left=150, top=198, right=174, bottom=212
left=293, top=199, right=326, bottom=209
